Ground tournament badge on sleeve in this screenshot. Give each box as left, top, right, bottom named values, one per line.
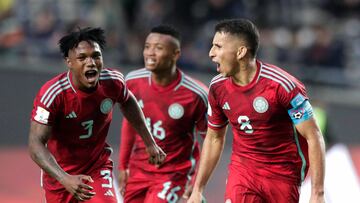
left=34, top=106, right=50, bottom=124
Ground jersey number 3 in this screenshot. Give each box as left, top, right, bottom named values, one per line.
left=80, top=120, right=94, bottom=139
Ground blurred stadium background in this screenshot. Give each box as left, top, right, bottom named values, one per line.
left=1, top=0, right=360, bottom=202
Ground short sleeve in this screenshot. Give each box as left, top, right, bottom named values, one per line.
left=194, top=94, right=208, bottom=138
left=117, top=80, right=130, bottom=104
left=277, top=79, right=314, bottom=124
left=207, top=86, right=228, bottom=130
left=106, top=68, right=129, bottom=104
left=31, top=86, right=60, bottom=126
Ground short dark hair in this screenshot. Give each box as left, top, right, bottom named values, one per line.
left=215, top=19, right=259, bottom=57
left=58, top=27, right=106, bottom=58
left=150, top=25, right=181, bottom=42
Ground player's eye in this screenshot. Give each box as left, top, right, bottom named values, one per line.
left=92, top=53, right=101, bottom=59
left=77, top=56, right=86, bottom=61
left=155, top=46, right=163, bottom=50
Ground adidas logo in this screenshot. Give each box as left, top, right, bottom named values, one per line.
left=104, top=189, right=114, bottom=197
left=65, top=111, right=77, bottom=118
left=222, top=102, right=230, bottom=110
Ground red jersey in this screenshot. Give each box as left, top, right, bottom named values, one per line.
left=31, top=68, right=129, bottom=191
left=119, top=68, right=208, bottom=176
left=208, top=60, right=309, bottom=184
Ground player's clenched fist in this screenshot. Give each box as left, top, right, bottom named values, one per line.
left=146, top=144, right=166, bottom=166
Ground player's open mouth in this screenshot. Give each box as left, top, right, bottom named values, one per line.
left=215, top=63, right=220, bottom=72
left=85, top=70, right=98, bottom=83
left=145, top=58, right=156, bottom=66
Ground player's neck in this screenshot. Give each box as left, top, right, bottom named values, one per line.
left=151, top=66, right=178, bottom=86
left=232, top=59, right=257, bottom=86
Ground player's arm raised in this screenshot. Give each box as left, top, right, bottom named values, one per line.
left=120, top=91, right=166, bottom=165
left=295, top=118, right=325, bottom=203
left=28, top=121, right=95, bottom=201
left=188, top=126, right=227, bottom=203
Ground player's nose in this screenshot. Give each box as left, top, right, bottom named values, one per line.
left=209, top=46, right=215, bottom=58
left=85, top=57, right=96, bottom=67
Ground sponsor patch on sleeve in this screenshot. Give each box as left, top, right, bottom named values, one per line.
left=288, top=100, right=313, bottom=124
left=290, top=93, right=306, bottom=108
left=34, top=106, right=50, bottom=124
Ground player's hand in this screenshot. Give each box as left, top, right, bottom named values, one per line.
left=59, top=174, right=96, bottom=201
left=182, top=184, right=193, bottom=199
left=118, top=169, right=129, bottom=196
left=187, top=190, right=204, bottom=203
left=146, top=144, right=166, bottom=166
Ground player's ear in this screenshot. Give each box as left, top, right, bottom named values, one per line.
left=173, top=48, right=181, bottom=60
left=65, top=57, right=72, bottom=68
left=237, top=46, right=247, bottom=60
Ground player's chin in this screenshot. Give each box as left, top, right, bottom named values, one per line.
left=145, top=65, right=156, bottom=71
left=218, top=70, right=227, bottom=77
left=82, top=78, right=98, bottom=89
left=87, top=82, right=98, bottom=89
left=217, top=66, right=226, bottom=76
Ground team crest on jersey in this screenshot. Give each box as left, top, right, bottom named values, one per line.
left=253, top=96, right=269, bottom=113
left=100, top=98, right=113, bottom=114
left=168, top=103, right=184, bottom=119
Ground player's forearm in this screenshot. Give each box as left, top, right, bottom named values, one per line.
left=28, top=140, right=68, bottom=182
left=120, top=93, right=156, bottom=147
left=308, top=132, right=326, bottom=195
left=28, top=122, right=69, bottom=183
left=193, top=128, right=226, bottom=193
left=296, top=119, right=326, bottom=196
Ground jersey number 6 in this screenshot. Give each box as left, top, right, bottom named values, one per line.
left=146, top=118, right=166, bottom=140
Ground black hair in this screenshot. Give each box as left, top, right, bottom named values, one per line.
left=150, top=24, right=181, bottom=42
left=58, top=27, right=106, bottom=58
left=215, top=19, right=259, bottom=57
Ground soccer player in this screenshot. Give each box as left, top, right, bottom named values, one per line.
left=188, top=19, right=326, bottom=203
left=28, top=27, right=166, bottom=203
left=118, top=25, right=208, bottom=203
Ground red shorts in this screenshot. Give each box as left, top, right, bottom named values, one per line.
left=124, top=167, right=189, bottom=203
left=45, top=163, right=121, bottom=203
left=225, top=164, right=300, bottom=203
